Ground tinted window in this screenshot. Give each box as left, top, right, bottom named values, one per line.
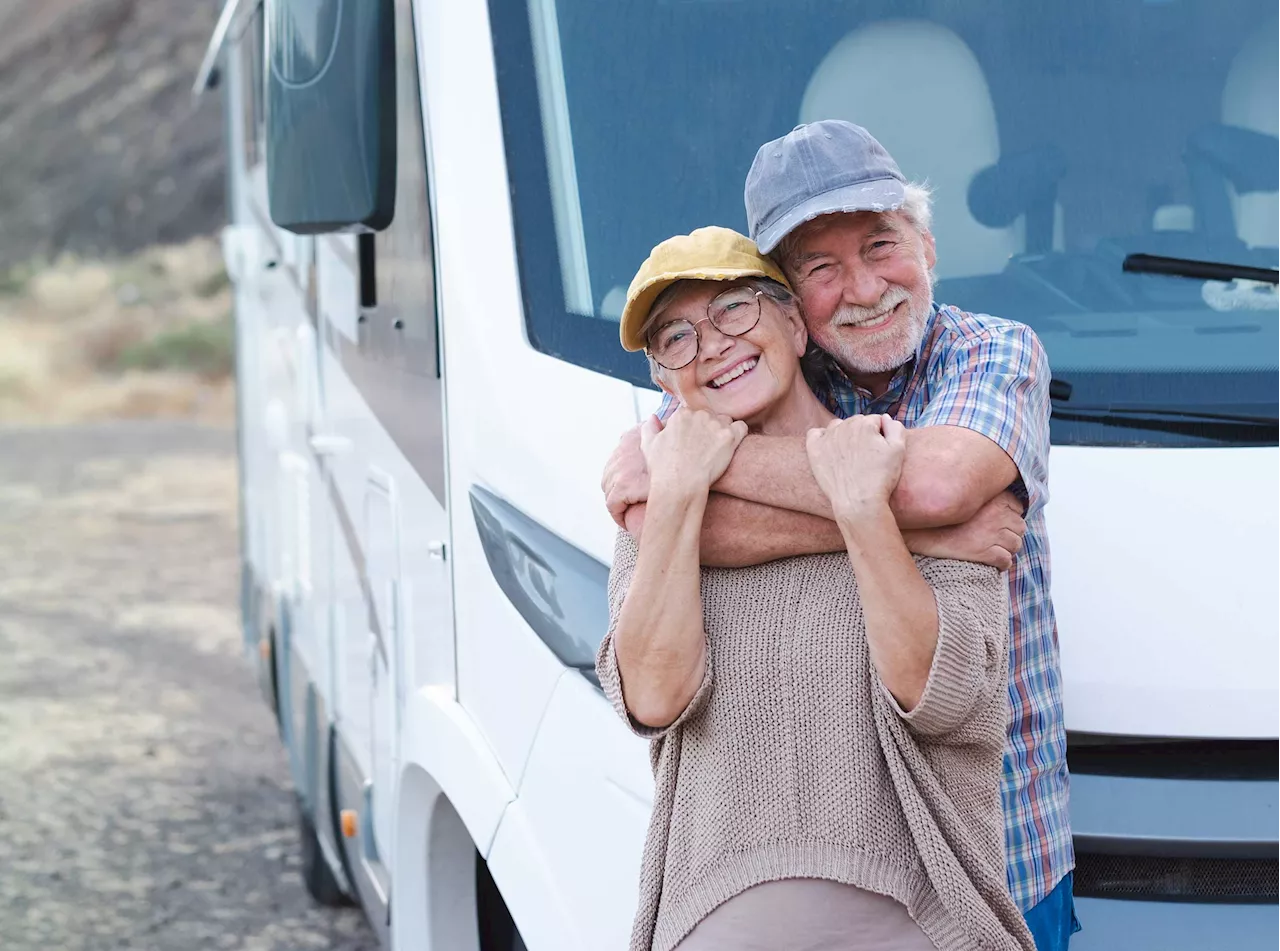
left=488, top=0, right=1278, bottom=447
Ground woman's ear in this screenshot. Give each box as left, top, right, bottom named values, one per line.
left=786, top=302, right=809, bottom=357
left=650, top=360, right=678, bottom=399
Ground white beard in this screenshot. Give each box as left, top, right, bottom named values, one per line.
left=826, top=285, right=932, bottom=375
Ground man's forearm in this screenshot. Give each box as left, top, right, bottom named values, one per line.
left=626, top=493, right=846, bottom=568
left=624, top=493, right=1015, bottom=569
left=712, top=434, right=834, bottom=519
left=699, top=499, right=997, bottom=566
left=710, top=427, right=1018, bottom=530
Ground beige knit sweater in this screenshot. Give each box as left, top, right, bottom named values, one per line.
left=597, top=531, right=1035, bottom=951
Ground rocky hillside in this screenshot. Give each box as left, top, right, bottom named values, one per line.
left=0, top=0, right=226, bottom=269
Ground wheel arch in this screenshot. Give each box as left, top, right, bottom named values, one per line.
left=392, top=764, right=484, bottom=950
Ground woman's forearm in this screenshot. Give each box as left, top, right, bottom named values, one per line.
left=613, top=483, right=710, bottom=727
left=836, top=504, right=940, bottom=711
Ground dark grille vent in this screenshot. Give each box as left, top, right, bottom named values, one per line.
left=1067, top=735, right=1279, bottom=780
left=1075, top=853, right=1278, bottom=903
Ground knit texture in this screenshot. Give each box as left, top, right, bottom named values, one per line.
left=597, top=531, right=1035, bottom=951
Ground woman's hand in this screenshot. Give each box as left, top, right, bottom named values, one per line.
left=640, top=409, right=747, bottom=498
left=805, top=414, right=906, bottom=519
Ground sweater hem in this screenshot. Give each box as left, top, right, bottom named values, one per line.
left=649, top=841, right=985, bottom=951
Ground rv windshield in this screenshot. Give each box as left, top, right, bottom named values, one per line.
left=488, top=0, right=1278, bottom=447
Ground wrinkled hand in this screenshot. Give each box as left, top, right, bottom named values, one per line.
left=905, top=491, right=1026, bottom=570
left=641, top=409, right=747, bottom=497
left=805, top=414, right=906, bottom=517
left=602, top=424, right=649, bottom=528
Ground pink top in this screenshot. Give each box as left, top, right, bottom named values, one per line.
left=676, top=879, right=935, bottom=951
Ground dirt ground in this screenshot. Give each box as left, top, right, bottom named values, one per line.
left=0, top=421, right=375, bottom=950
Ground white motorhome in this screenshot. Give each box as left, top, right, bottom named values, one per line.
left=196, top=0, right=1279, bottom=948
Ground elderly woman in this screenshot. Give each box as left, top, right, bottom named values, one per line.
left=596, top=227, right=1035, bottom=951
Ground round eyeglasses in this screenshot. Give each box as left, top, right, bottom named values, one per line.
left=645, top=286, right=765, bottom=370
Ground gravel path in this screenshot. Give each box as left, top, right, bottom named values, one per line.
left=0, top=422, right=376, bottom=950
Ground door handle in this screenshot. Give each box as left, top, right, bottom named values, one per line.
left=309, top=433, right=353, bottom=457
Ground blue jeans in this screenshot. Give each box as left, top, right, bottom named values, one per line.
left=1023, top=872, right=1082, bottom=951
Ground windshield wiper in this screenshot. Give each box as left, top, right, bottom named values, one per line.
left=1052, top=406, right=1278, bottom=425
left=1122, top=253, right=1279, bottom=285
left=1050, top=404, right=1279, bottom=441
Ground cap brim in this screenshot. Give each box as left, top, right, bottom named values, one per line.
left=754, top=178, right=906, bottom=255
left=619, top=266, right=786, bottom=352
left=620, top=278, right=678, bottom=351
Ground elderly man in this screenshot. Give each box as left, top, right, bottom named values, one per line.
left=603, top=121, right=1077, bottom=950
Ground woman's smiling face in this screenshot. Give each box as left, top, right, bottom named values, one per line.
left=647, top=279, right=809, bottom=424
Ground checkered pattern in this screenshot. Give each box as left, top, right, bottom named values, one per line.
left=656, top=303, right=1072, bottom=911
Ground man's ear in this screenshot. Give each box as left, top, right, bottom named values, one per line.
left=921, top=229, right=937, bottom=270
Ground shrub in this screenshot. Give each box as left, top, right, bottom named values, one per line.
left=194, top=268, right=231, bottom=299
left=0, top=264, right=31, bottom=296
left=115, top=315, right=234, bottom=379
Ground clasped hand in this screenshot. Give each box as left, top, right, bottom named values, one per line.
left=805, top=414, right=905, bottom=519
left=639, top=409, right=747, bottom=498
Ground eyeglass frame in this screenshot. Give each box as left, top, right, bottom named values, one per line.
left=643, top=284, right=771, bottom=371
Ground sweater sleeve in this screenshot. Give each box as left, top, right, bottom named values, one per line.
left=876, top=557, right=1009, bottom=740
left=594, top=530, right=714, bottom=740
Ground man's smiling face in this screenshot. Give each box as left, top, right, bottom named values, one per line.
left=782, top=210, right=937, bottom=385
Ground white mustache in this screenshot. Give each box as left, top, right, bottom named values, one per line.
left=831, top=286, right=911, bottom=327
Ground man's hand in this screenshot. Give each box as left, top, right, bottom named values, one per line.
left=602, top=422, right=650, bottom=528
left=903, top=491, right=1026, bottom=570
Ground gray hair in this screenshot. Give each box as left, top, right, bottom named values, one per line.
left=899, top=181, right=934, bottom=233
left=773, top=181, right=934, bottom=275
left=643, top=277, right=795, bottom=385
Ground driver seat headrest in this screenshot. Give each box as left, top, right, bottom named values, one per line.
left=799, top=20, right=1020, bottom=279
left=1221, top=20, right=1278, bottom=249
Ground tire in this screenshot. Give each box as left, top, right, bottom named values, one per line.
left=267, top=634, right=283, bottom=734
left=297, top=797, right=351, bottom=907
left=476, top=854, right=527, bottom=951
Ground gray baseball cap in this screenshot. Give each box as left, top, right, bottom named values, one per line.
left=745, top=120, right=906, bottom=255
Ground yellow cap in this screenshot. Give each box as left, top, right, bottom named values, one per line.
left=619, top=226, right=790, bottom=352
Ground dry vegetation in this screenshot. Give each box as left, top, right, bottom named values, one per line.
left=0, top=238, right=235, bottom=425
left=0, top=0, right=232, bottom=426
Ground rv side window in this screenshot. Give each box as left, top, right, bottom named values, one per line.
left=487, top=2, right=653, bottom=388
left=237, top=6, right=265, bottom=170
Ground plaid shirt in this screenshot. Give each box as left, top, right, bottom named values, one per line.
left=658, top=303, right=1073, bottom=910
